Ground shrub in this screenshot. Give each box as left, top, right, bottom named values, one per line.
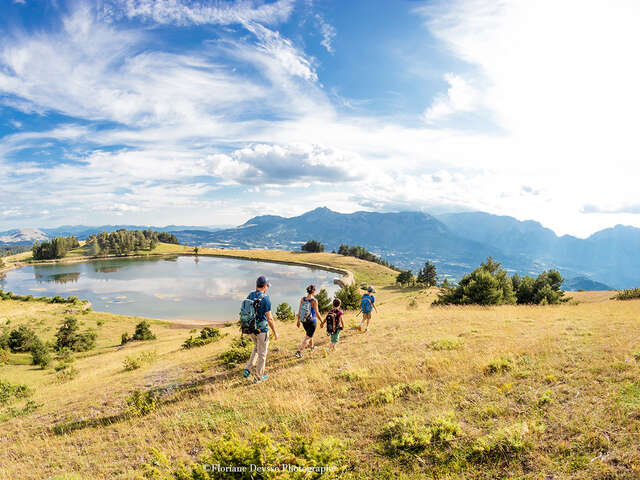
left=0, top=349, right=8, bottom=365
left=55, top=316, right=97, bottom=352
left=96, top=319, right=104, bottom=327
left=614, top=288, right=640, bottom=301
left=30, top=337, right=52, bottom=369
left=7, top=325, right=37, bottom=353
left=73, top=329, right=97, bottom=352
left=430, top=338, right=464, bottom=351
left=396, top=270, right=415, bottom=287
left=121, top=332, right=131, bottom=345
left=381, top=416, right=434, bottom=453
left=470, top=422, right=535, bottom=463
left=125, top=389, right=158, bottom=416
left=484, top=357, right=513, bottom=375
left=315, top=288, right=332, bottom=314
left=275, top=302, right=295, bottom=322
left=218, top=336, right=253, bottom=367
left=335, top=284, right=361, bottom=310
left=132, top=321, right=156, bottom=341
left=0, top=379, right=32, bottom=406
left=182, top=328, right=222, bottom=349
left=142, top=427, right=350, bottom=479
left=365, top=382, right=426, bottom=406
left=435, top=257, right=516, bottom=306
left=56, top=365, right=78, bottom=382
left=123, top=350, right=158, bottom=371
left=301, top=240, right=325, bottom=252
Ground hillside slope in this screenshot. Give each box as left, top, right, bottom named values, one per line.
left=1, top=251, right=639, bottom=479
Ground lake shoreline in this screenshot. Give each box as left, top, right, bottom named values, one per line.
left=2, top=251, right=355, bottom=288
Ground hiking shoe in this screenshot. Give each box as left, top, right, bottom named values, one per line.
left=295, top=351, right=303, bottom=358
left=243, top=369, right=251, bottom=378
left=253, top=375, right=268, bottom=384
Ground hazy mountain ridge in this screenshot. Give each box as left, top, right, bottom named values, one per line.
left=2, top=209, right=639, bottom=288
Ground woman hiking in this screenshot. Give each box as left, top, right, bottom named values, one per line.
left=294, top=284, right=322, bottom=358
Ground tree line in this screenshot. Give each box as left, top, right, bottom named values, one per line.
left=86, top=229, right=179, bottom=256
left=32, top=236, right=80, bottom=260
left=336, top=244, right=398, bottom=270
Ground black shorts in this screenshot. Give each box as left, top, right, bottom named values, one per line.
left=303, top=321, right=316, bottom=338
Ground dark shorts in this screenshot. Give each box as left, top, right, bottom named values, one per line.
left=303, top=321, right=316, bottom=338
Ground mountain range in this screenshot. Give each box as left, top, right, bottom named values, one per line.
left=3, top=208, right=638, bottom=289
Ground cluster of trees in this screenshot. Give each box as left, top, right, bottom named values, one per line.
left=301, top=240, right=325, bottom=252
left=1, top=245, right=30, bottom=257
left=1, top=316, right=96, bottom=369
left=337, top=244, right=397, bottom=270
left=87, top=229, right=178, bottom=256
left=396, top=261, right=438, bottom=287
left=32, top=236, right=80, bottom=260
left=435, top=257, right=566, bottom=306
left=614, top=288, right=640, bottom=301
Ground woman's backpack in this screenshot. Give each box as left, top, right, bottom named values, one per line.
left=299, top=297, right=313, bottom=323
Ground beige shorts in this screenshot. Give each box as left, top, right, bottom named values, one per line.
left=362, top=312, right=372, bottom=320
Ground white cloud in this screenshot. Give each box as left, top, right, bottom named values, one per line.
left=314, top=14, right=336, bottom=53
left=106, top=0, right=295, bottom=26
left=424, top=73, right=479, bottom=122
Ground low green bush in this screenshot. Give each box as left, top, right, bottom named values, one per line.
left=430, top=338, right=464, bottom=351
left=7, top=325, right=37, bottom=353
left=0, top=379, right=32, bottom=406
left=182, top=327, right=222, bottom=349
left=0, top=399, right=41, bottom=422
left=55, top=365, right=79, bottom=382
left=484, top=357, right=513, bottom=375
left=381, top=413, right=462, bottom=455
left=30, top=337, right=52, bottom=369
left=218, top=336, right=253, bottom=367
left=614, top=288, right=640, bottom=301
left=142, top=427, right=350, bottom=479
left=470, top=422, right=536, bottom=463
left=126, top=390, right=158, bottom=416
left=0, top=349, right=9, bottom=365
left=365, top=381, right=426, bottom=406
left=123, top=350, right=158, bottom=371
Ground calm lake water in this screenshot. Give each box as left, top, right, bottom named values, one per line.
left=0, top=256, right=339, bottom=323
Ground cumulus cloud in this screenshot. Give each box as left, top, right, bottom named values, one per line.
left=206, top=143, right=360, bottom=184
left=424, top=73, right=479, bottom=122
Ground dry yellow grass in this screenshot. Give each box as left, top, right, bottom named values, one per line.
left=1, top=252, right=639, bottom=479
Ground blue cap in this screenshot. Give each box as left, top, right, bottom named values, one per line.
left=256, top=276, right=270, bottom=287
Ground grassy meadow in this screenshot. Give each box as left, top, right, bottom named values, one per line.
left=1, top=251, right=639, bottom=479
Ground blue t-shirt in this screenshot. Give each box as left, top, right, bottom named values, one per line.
left=248, top=290, right=271, bottom=333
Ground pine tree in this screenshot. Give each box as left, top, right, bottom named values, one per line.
left=417, top=261, right=438, bottom=287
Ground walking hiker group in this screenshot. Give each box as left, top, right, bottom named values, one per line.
left=240, top=275, right=376, bottom=383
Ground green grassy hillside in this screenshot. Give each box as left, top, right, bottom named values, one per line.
left=1, top=251, right=639, bottom=479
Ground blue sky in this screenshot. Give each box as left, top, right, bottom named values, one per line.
left=1, top=0, right=640, bottom=237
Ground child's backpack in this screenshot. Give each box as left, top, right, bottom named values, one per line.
left=361, top=295, right=373, bottom=314
left=299, top=297, right=313, bottom=323
left=325, top=309, right=341, bottom=334
left=240, top=293, right=263, bottom=334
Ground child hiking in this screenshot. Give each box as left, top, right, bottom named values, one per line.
left=240, top=276, right=278, bottom=384
left=321, top=297, right=344, bottom=351
left=359, top=286, right=378, bottom=333
left=295, top=284, right=322, bottom=358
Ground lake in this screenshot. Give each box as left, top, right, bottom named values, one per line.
left=0, top=256, right=340, bottom=323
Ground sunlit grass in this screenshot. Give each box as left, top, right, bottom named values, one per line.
left=0, top=252, right=638, bottom=479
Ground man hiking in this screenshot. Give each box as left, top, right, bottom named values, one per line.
left=242, top=276, right=278, bottom=384
left=359, top=286, right=378, bottom=333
